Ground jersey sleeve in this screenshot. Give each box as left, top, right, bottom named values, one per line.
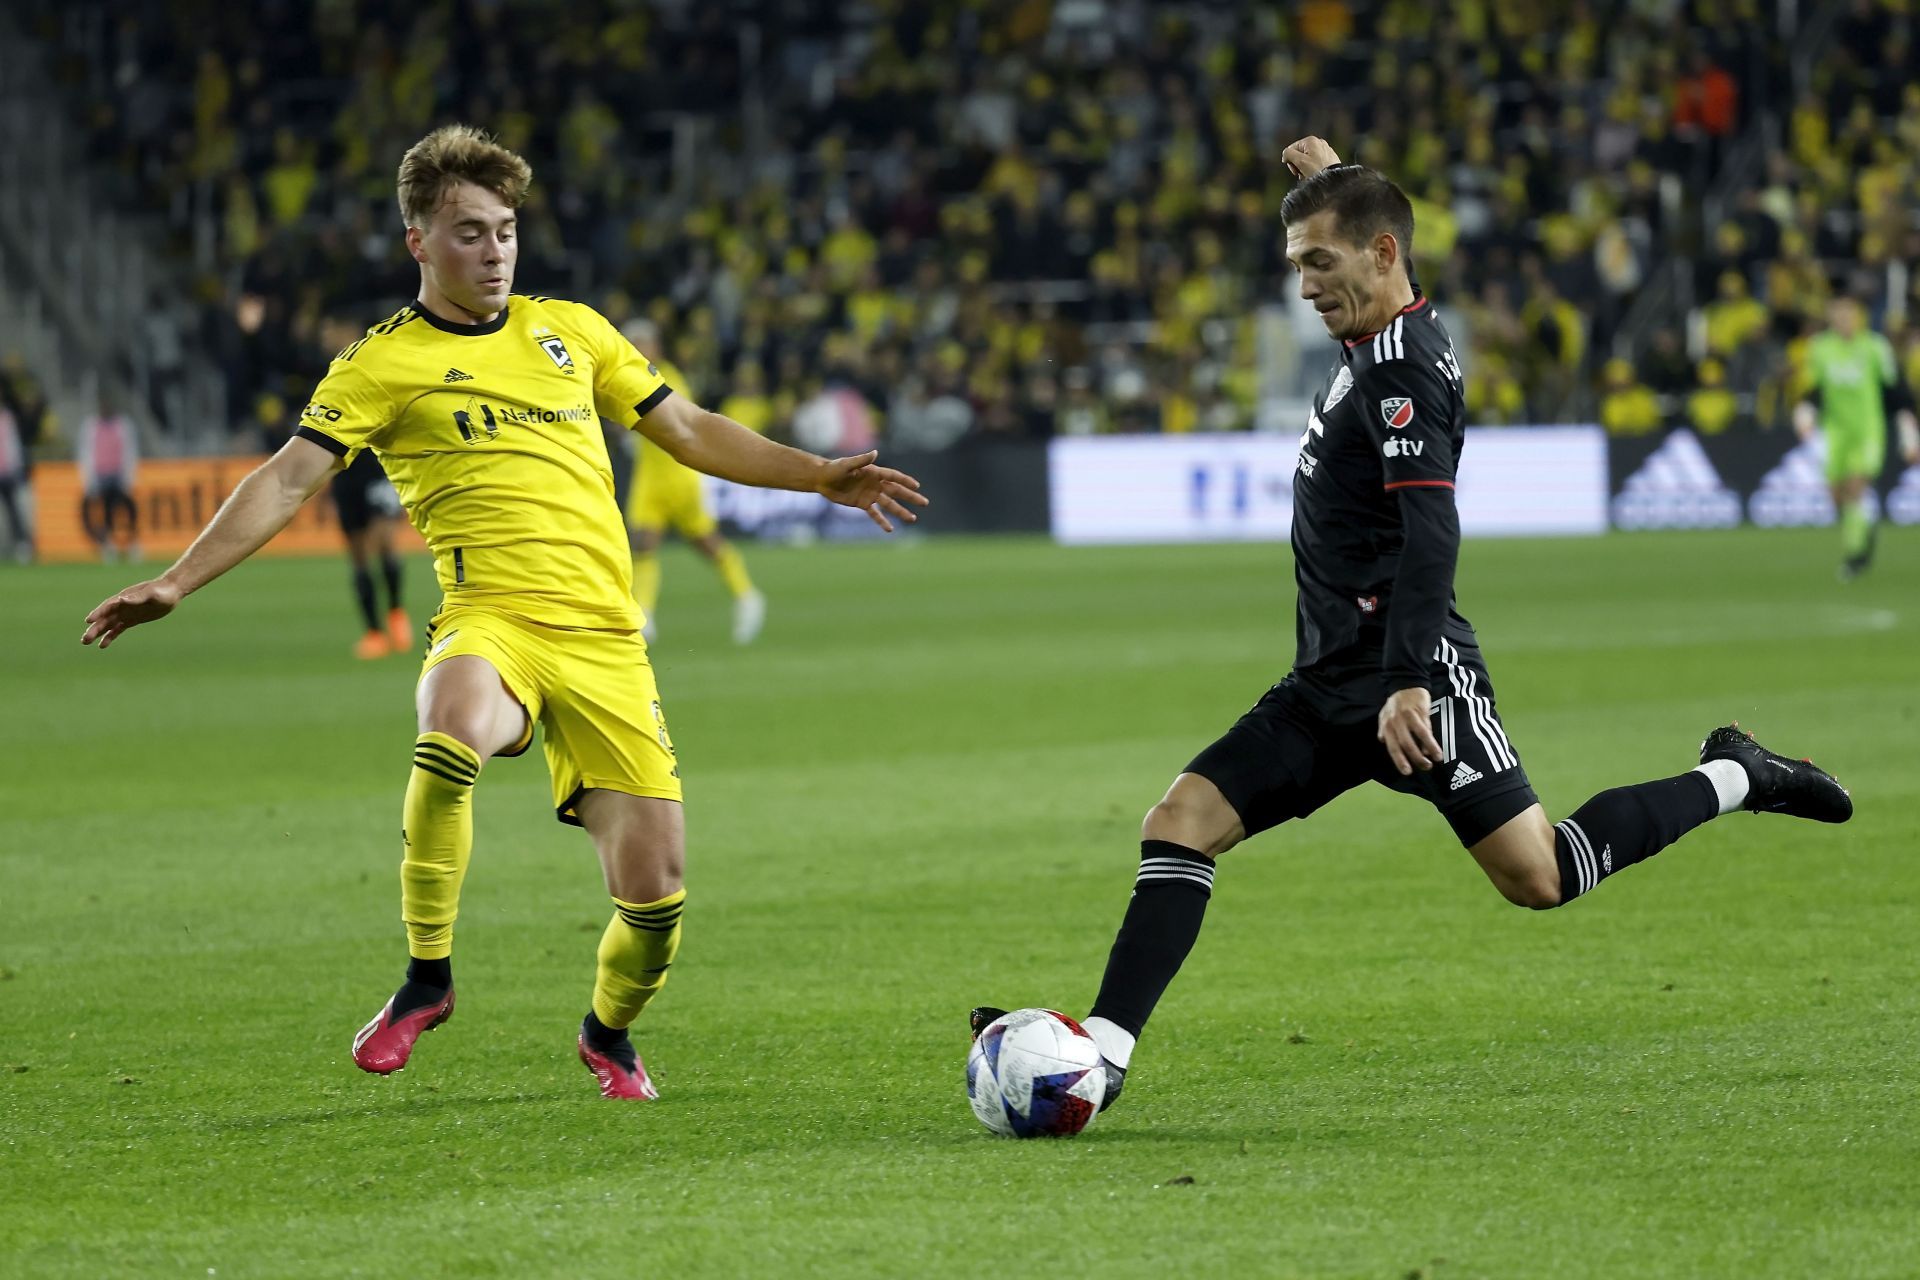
left=296, top=358, right=398, bottom=463
left=1357, top=356, right=1463, bottom=692
left=1356, top=357, right=1459, bottom=491
left=576, top=306, right=672, bottom=426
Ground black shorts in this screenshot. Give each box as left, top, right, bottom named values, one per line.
left=1187, top=641, right=1537, bottom=848
left=331, top=452, right=402, bottom=534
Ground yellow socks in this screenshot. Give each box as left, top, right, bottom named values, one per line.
left=632, top=550, right=661, bottom=617
left=712, top=543, right=753, bottom=599
left=590, top=889, right=684, bottom=1029
left=401, top=732, right=481, bottom=959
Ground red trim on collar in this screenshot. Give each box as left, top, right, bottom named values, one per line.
left=1343, top=294, right=1430, bottom=348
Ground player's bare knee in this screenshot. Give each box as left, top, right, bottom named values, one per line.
left=420, top=717, right=493, bottom=758
left=608, top=840, right=684, bottom=903
left=1141, top=791, right=1239, bottom=858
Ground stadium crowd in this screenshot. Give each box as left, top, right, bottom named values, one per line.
left=15, top=0, right=1912, bottom=449
left=1601, top=0, right=1920, bottom=439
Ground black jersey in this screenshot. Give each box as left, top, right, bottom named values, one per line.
left=1288, top=292, right=1478, bottom=720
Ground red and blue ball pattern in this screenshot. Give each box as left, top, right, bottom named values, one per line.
left=966, top=1008, right=1106, bottom=1137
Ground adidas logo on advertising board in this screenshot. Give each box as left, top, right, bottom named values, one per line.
left=1610, top=429, right=1742, bottom=530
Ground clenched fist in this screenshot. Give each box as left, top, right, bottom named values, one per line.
left=1282, top=136, right=1342, bottom=181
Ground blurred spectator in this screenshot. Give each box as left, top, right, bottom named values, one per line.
left=14, top=0, right=1850, bottom=440
left=889, top=361, right=976, bottom=452
left=1641, top=329, right=1694, bottom=396
left=0, top=400, right=33, bottom=562
left=1685, top=359, right=1740, bottom=436
left=792, top=378, right=878, bottom=456
left=1056, top=368, right=1110, bottom=436
left=1673, top=50, right=1740, bottom=140
left=1703, top=272, right=1771, bottom=358
left=78, top=395, right=140, bottom=562
left=716, top=361, right=776, bottom=435
left=0, top=354, right=52, bottom=452
left=1465, top=349, right=1527, bottom=425
left=1599, top=359, right=1663, bottom=437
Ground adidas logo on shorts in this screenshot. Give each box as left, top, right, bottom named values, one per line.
left=1449, top=760, right=1484, bottom=791
left=444, top=368, right=474, bottom=383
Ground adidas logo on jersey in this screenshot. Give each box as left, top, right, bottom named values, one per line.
left=444, top=368, right=474, bottom=383
left=1449, top=760, right=1484, bottom=791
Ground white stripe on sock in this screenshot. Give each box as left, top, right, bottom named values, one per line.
left=1136, top=870, right=1217, bottom=891
left=1137, top=858, right=1215, bottom=880
left=1561, top=819, right=1599, bottom=896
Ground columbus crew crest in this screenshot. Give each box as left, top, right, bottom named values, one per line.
left=537, top=334, right=575, bottom=373
left=1379, top=396, right=1414, bottom=429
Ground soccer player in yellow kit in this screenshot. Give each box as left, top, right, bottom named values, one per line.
left=620, top=319, right=766, bottom=644
left=81, top=125, right=926, bottom=1099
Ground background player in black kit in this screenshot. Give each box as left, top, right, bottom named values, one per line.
left=974, top=138, right=1854, bottom=1113
left=331, top=447, right=412, bottom=659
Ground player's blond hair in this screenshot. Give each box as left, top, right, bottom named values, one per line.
left=396, top=125, right=533, bottom=229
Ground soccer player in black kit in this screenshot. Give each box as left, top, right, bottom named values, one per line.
left=973, top=139, right=1853, bottom=1114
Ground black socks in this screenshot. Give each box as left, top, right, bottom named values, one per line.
left=1552, top=772, right=1719, bottom=904
left=391, top=956, right=452, bottom=1017
left=1087, top=841, right=1216, bottom=1038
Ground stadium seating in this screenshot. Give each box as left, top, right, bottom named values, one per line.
left=7, top=0, right=1908, bottom=449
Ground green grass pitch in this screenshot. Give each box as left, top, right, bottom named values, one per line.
left=3, top=529, right=1917, bottom=1278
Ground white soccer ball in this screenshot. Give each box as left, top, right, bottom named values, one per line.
left=966, top=1008, right=1106, bottom=1137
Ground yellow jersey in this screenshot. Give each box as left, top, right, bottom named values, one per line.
left=297, top=295, right=669, bottom=630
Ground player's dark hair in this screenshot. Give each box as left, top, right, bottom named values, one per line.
left=397, top=124, right=533, bottom=229
left=1281, top=165, right=1416, bottom=268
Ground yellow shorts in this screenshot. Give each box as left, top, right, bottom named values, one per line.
left=420, top=605, right=681, bottom=824
left=629, top=458, right=718, bottom=540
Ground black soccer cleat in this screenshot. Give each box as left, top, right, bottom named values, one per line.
left=1700, top=723, right=1853, bottom=824
left=969, top=1005, right=1128, bottom=1113
left=968, top=1006, right=1007, bottom=1041
left=1096, top=1058, right=1127, bottom=1113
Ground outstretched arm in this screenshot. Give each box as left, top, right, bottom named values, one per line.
left=637, top=392, right=928, bottom=532
left=82, top=436, right=340, bottom=648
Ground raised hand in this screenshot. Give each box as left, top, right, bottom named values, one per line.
left=1282, top=136, right=1342, bottom=181
left=816, top=451, right=930, bottom=533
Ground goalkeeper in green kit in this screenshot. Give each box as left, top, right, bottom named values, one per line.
left=1794, top=295, right=1920, bottom=579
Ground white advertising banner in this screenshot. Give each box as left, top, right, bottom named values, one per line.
left=1049, top=427, right=1608, bottom=545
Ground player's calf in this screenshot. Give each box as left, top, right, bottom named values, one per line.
left=1514, top=724, right=1850, bottom=911
left=1468, top=807, right=1563, bottom=909
left=1142, top=772, right=1244, bottom=858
